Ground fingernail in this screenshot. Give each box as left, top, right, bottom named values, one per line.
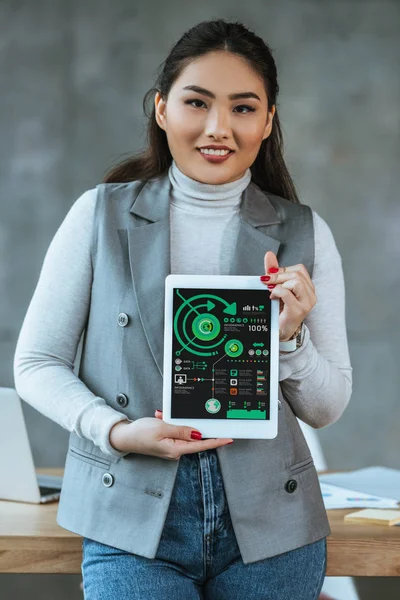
left=191, top=431, right=202, bottom=440
left=227, top=441, right=234, bottom=445
left=267, top=284, right=276, bottom=289
left=260, top=275, right=271, bottom=282
left=268, top=267, right=279, bottom=274
left=155, top=409, right=162, bottom=413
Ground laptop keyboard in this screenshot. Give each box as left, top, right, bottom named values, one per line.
left=39, top=486, right=61, bottom=496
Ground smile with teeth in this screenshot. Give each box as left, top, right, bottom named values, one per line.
left=199, top=148, right=232, bottom=156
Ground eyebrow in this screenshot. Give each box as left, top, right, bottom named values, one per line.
left=182, top=85, right=261, bottom=102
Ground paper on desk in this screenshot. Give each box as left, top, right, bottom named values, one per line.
left=318, top=482, right=399, bottom=510
left=319, top=467, right=400, bottom=502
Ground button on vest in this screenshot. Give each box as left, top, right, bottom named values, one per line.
left=116, top=393, right=129, bottom=408
left=285, top=479, right=298, bottom=493
left=117, top=313, right=129, bottom=327
left=102, top=473, right=114, bottom=487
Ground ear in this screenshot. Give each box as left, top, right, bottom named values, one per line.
left=262, top=104, right=276, bottom=141
left=155, top=91, right=167, bottom=131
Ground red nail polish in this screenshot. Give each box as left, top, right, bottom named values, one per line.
left=268, top=267, right=279, bottom=274
left=155, top=409, right=162, bottom=412
left=260, top=275, right=271, bottom=282
left=191, top=431, right=202, bottom=440
left=227, top=441, right=234, bottom=445
left=267, top=284, right=276, bottom=289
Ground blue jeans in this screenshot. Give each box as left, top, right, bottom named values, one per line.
left=82, top=449, right=327, bottom=599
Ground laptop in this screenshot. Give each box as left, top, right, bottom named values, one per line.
left=0, top=387, right=62, bottom=503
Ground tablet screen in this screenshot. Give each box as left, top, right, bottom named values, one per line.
left=170, top=287, right=272, bottom=420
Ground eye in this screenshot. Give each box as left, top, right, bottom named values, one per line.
left=185, top=99, right=207, bottom=109
left=184, top=99, right=256, bottom=113
left=234, top=105, right=256, bottom=114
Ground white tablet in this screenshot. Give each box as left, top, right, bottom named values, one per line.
left=162, top=275, right=279, bottom=439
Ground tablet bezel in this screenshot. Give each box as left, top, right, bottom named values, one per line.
left=162, top=275, right=279, bottom=439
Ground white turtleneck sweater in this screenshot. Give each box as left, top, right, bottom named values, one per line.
left=169, top=160, right=251, bottom=276
left=13, top=161, right=352, bottom=458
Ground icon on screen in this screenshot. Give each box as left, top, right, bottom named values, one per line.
left=205, top=399, right=221, bottom=414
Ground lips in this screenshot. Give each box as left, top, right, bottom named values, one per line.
left=197, top=149, right=234, bottom=163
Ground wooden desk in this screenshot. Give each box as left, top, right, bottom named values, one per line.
left=1, top=469, right=400, bottom=575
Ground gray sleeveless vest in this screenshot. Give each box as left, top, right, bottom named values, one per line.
left=57, top=174, right=330, bottom=563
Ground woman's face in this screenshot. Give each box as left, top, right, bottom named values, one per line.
left=155, top=51, right=275, bottom=184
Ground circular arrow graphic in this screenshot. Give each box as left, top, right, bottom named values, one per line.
left=174, top=291, right=234, bottom=356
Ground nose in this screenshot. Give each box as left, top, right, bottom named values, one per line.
left=204, top=107, right=231, bottom=139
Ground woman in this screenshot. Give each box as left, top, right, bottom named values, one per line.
left=14, top=19, right=352, bottom=599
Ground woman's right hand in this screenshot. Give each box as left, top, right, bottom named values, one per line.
left=109, top=414, right=233, bottom=460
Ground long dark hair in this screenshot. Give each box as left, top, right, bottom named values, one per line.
left=104, top=19, right=300, bottom=204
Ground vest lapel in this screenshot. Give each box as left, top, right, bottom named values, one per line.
left=127, top=176, right=171, bottom=377
left=230, top=182, right=281, bottom=276
left=127, top=173, right=282, bottom=376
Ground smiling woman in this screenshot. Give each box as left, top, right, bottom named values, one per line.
left=13, top=17, right=353, bottom=600
left=103, top=20, right=299, bottom=203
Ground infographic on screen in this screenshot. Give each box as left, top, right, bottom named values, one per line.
left=171, top=288, right=271, bottom=420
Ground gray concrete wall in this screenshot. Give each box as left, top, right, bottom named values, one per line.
left=1, top=1, right=399, bottom=598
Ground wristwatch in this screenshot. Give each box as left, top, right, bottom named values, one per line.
left=279, top=323, right=304, bottom=353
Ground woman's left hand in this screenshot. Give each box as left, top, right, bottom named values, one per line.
left=260, top=251, right=317, bottom=342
